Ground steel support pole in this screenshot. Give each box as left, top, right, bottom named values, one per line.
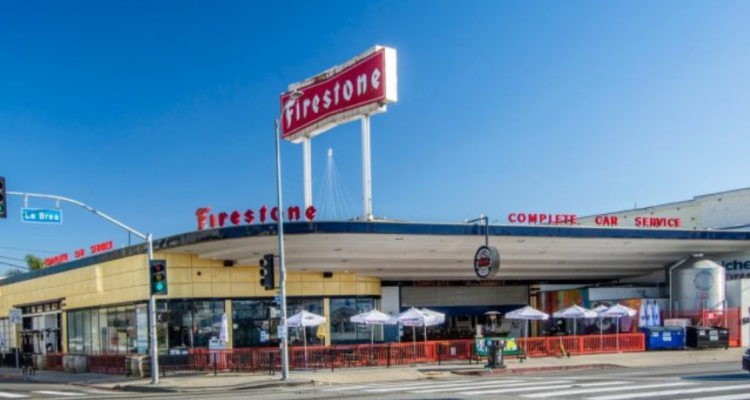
left=274, top=119, right=290, bottom=380
left=361, top=115, right=373, bottom=221
left=147, top=233, right=159, bottom=384
left=302, top=137, right=313, bottom=210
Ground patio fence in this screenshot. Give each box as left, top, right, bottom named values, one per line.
left=155, top=333, right=645, bottom=377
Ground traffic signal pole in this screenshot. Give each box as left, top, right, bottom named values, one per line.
left=4, top=191, right=160, bottom=384
left=147, top=233, right=159, bottom=384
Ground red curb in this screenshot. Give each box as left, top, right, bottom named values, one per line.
left=452, top=364, right=622, bottom=376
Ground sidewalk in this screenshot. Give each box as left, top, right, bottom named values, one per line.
left=0, top=348, right=744, bottom=393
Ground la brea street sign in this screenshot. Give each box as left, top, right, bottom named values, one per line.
left=281, top=46, right=398, bottom=142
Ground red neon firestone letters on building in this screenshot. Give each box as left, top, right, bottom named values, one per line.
left=195, top=206, right=317, bottom=230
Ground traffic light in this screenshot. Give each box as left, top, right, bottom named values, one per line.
left=150, top=259, right=168, bottom=295
left=259, top=254, right=275, bottom=290
left=0, top=176, right=6, bottom=219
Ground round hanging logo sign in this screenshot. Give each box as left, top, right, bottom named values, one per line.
left=474, top=245, right=500, bottom=278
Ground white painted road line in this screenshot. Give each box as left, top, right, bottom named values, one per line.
left=0, top=392, right=27, bottom=399
left=462, top=381, right=632, bottom=396
left=588, top=384, right=750, bottom=400
left=692, top=394, right=750, bottom=400
left=524, top=381, right=695, bottom=398
left=84, top=390, right=122, bottom=395
left=363, top=380, right=488, bottom=393
left=322, top=385, right=378, bottom=391
left=32, top=391, right=83, bottom=397
left=413, top=380, right=571, bottom=394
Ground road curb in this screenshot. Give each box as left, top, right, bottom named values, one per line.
left=451, top=363, right=623, bottom=376
left=115, top=379, right=313, bottom=393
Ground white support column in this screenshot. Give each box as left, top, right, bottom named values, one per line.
left=361, top=115, right=373, bottom=221
left=303, top=137, right=313, bottom=210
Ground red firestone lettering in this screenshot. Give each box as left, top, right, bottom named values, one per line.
left=218, top=212, right=229, bottom=227
left=270, top=207, right=279, bottom=222
left=287, top=206, right=300, bottom=221
left=244, top=210, right=255, bottom=224
left=259, top=205, right=268, bottom=223
left=196, top=207, right=211, bottom=230
left=305, top=206, right=317, bottom=221
left=230, top=211, right=241, bottom=225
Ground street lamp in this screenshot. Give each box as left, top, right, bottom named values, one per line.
left=275, top=89, right=303, bottom=381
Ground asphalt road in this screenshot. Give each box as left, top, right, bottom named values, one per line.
left=0, top=363, right=748, bottom=399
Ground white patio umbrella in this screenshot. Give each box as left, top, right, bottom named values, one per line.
left=218, top=313, right=229, bottom=343
left=350, top=309, right=394, bottom=346
left=553, top=305, right=598, bottom=339
left=505, top=306, right=550, bottom=347
left=390, top=308, right=438, bottom=352
left=592, top=305, right=610, bottom=350
left=600, top=304, right=637, bottom=352
left=419, top=308, right=445, bottom=343
left=287, top=310, right=326, bottom=365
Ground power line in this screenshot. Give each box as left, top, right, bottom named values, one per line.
left=0, top=261, right=29, bottom=270
left=0, top=245, right=61, bottom=254
left=0, top=255, right=26, bottom=262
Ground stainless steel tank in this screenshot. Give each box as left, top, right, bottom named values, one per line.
left=671, top=256, right=727, bottom=312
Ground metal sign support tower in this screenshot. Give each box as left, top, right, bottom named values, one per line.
left=362, top=115, right=373, bottom=221
left=303, top=138, right=313, bottom=209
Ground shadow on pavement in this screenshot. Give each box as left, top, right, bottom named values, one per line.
left=683, top=373, right=750, bottom=381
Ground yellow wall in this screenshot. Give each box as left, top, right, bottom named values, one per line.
left=0, top=252, right=381, bottom=316
left=0, top=255, right=150, bottom=317
left=164, top=253, right=381, bottom=299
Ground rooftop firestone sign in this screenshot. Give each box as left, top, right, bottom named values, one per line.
left=281, top=46, right=398, bottom=142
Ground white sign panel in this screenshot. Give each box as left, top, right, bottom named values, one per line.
left=9, top=308, right=22, bottom=324
left=281, top=46, right=398, bottom=142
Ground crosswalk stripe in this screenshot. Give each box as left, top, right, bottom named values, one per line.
left=523, top=381, right=695, bottom=398
left=588, top=384, right=750, bottom=400
left=32, top=391, right=83, bottom=397
left=692, top=394, right=750, bottom=400
left=413, top=380, right=571, bottom=394
left=0, top=392, right=27, bottom=399
left=461, top=381, right=631, bottom=395
left=322, top=385, right=377, bottom=391
left=363, top=380, right=487, bottom=393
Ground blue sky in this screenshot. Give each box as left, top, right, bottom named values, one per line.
left=1, top=1, right=749, bottom=270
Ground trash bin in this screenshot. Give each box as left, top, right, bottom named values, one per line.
left=642, top=327, right=685, bottom=350
left=486, top=338, right=506, bottom=369
left=686, top=326, right=729, bottom=349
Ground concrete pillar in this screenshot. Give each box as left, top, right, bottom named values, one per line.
left=224, top=300, right=233, bottom=349
left=61, top=311, right=68, bottom=354
left=323, top=298, right=331, bottom=346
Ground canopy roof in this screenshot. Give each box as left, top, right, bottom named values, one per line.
left=6, top=221, right=750, bottom=286
left=159, top=221, right=750, bottom=281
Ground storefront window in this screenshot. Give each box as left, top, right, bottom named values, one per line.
left=160, top=300, right=225, bottom=353
left=231, top=298, right=324, bottom=348
left=66, top=304, right=147, bottom=355
left=287, top=298, right=324, bottom=347
left=232, top=299, right=277, bottom=348
left=330, top=297, right=377, bottom=344
left=0, top=319, right=13, bottom=353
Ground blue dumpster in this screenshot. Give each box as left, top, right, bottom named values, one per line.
left=643, top=326, right=685, bottom=350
